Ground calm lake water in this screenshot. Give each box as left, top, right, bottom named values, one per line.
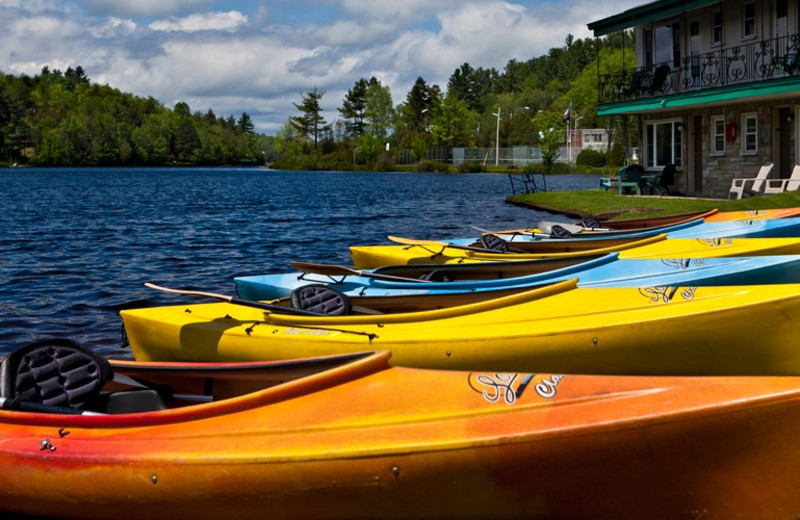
left=0, top=167, right=598, bottom=358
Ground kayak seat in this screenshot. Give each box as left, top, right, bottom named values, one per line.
left=479, top=234, right=508, bottom=253
left=550, top=225, right=574, bottom=238
left=291, top=284, right=351, bottom=316
left=581, top=217, right=600, bottom=229
left=419, top=269, right=454, bottom=282
left=0, top=338, right=112, bottom=411
left=1, top=338, right=168, bottom=414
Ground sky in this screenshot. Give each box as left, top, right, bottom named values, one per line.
left=0, top=0, right=642, bottom=134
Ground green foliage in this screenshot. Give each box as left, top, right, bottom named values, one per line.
left=576, top=148, right=606, bottom=168
left=532, top=111, right=565, bottom=174
left=415, top=160, right=450, bottom=173
left=363, top=81, right=394, bottom=140
left=607, top=139, right=627, bottom=167
left=339, top=77, right=375, bottom=138
left=457, top=161, right=485, bottom=173
left=430, top=92, right=478, bottom=147
left=290, top=87, right=329, bottom=150
left=0, top=67, right=266, bottom=166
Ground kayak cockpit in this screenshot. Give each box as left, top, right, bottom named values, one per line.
left=0, top=338, right=386, bottom=424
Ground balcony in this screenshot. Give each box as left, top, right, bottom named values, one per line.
left=599, top=33, right=800, bottom=105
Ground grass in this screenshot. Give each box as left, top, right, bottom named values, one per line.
left=507, top=189, right=800, bottom=220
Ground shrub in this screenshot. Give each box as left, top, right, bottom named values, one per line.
left=373, top=152, right=395, bottom=172
left=607, top=140, right=627, bottom=167
left=457, top=161, right=485, bottom=173
left=576, top=148, right=606, bottom=168
left=415, top=160, right=451, bottom=173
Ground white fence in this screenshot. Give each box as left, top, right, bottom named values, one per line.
left=395, top=146, right=585, bottom=166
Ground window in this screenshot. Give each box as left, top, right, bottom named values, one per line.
left=653, top=23, right=680, bottom=65
left=690, top=21, right=702, bottom=83
left=643, top=27, right=653, bottom=68
left=712, top=9, right=723, bottom=44
left=777, top=0, right=788, bottom=36
left=712, top=116, right=725, bottom=154
left=645, top=120, right=682, bottom=169
left=742, top=113, right=758, bottom=154
left=743, top=2, right=756, bottom=38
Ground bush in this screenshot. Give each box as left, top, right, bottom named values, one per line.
left=457, top=161, right=485, bottom=173
left=607, top=140, right=627, bottom=167
left=576, top=148, right=606, bottom=168
left=415, top=160, right=451, bottom=173
left=373, top=152, right=395, bottom=172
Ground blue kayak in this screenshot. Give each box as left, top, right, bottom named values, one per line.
left=234, top=253, right=800, bottom=300
left=486, top=216, right=800, bottom=244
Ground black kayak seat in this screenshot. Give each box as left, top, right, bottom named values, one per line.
left=291, top=284, right=351, bottom=316
left=1, top=338, right=166, bottom=414
left=549, top=224, right=574, bottom=238
left=0, top=338, right=111, bottom=410
left=479, top=234, right=509, bottom=253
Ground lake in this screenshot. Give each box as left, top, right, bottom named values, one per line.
left=0, top=167, right=598, bottom=358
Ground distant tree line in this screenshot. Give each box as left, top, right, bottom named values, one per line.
left=0, top=31, right=634, bottom=170
left=274, top=32, right=636, bottom=171
left=0, top=66, right=270, bottom=166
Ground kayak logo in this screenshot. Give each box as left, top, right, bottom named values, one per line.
left=640, top=286, right=698, bottom=303
left=697, top=237, right=734, bottom=247
left=660, top=258, right=705, bottom=270
left=468, top=372, right=564, bottom=404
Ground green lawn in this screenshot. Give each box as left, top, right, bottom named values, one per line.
left=508, top=189, right=800, bottom=220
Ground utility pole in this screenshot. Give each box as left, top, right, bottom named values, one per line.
left=493, top=107, right=501, bottom=166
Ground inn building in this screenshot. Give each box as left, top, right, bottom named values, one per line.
left=589, top=0, right=800, bottom=197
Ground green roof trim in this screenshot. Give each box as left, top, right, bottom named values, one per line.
left=598, top=77, right=800, bottom=116
left=588, top=0, right=720, bottom=36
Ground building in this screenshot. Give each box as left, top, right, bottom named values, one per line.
left=589, top=0, right=800, bottom=197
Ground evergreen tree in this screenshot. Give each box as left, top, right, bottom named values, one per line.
left=339, top=77, right=378, bottom=138
left=237, top=112, right=255, bottom=134
left=290, top=87, right=328, bottom=150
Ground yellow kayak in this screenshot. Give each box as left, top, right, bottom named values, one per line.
left=350, top=235, right=800, bottom=268
left=705, top=207, right=800, bottom=222
left=350, top=234, right=667, bottom=268
left=619, top=236, right=800, bottom=259
left=122, top=280, right=800, bottom=375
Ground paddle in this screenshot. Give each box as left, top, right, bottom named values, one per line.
left=290, top=261, right=434, bottom=283
left=387, top=235, right=510, bottom=253
left=144, top=283, right=325, bottom=316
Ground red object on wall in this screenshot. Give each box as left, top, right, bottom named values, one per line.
left=725, top=121, right=737, bottom=142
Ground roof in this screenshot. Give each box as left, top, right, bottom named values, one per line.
left=588, top=0, right=720, bottom=36
left=598, top=76, right=800, bottom=116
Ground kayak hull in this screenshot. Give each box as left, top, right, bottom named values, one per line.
left=4, top=351, right=800, bottom=519
left=351, top=236, right=800, bottom=267
left=122, top=282, right=800, bottom=376
left=235, top=254, right=800, bottom=299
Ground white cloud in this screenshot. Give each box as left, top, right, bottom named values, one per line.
left=0, top=0, right=646, bottom=133
left=149, top=11, right=248, bottom=32
left=83, top=0, right=211, bottom=17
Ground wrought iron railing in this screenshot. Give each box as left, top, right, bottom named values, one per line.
left=599, top=33, right=800, bottom=105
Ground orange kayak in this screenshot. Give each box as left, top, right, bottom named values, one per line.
left=3, top=344, right=800, bottom=519
left=704, top=207, right=800, bottom=221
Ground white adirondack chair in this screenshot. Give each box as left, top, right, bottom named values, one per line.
left=764, top=164, right=800, bottom=194
left=728, top=162, right=773, bottom=199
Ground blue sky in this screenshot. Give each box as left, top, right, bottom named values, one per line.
left=0, top=0, right=640, bottom=133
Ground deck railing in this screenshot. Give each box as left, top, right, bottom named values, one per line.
left=599, top=33, right=800, bottom=105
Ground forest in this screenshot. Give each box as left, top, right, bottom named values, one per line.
left=0, top=31, right=633, bottom=169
